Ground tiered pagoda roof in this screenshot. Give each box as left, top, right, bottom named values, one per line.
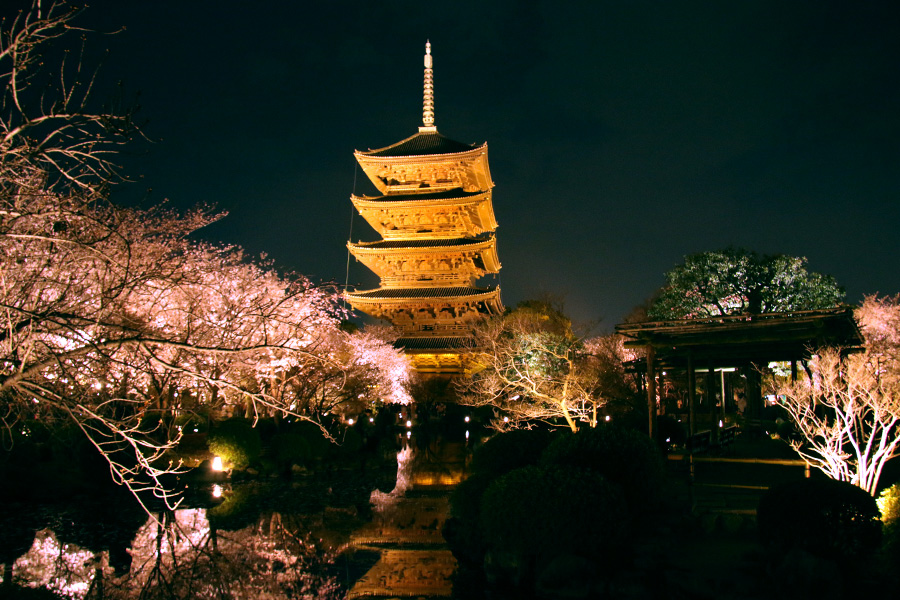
left=344, top=42, right=503, bottom=374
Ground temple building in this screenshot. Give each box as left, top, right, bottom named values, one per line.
left=345, top=42, right=503, bottom=374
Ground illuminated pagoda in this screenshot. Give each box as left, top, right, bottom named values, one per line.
left=345, top=42, right=503, bottom=374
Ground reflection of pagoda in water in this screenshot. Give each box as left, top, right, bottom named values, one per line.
left=345, top=42, right=503, bottom=374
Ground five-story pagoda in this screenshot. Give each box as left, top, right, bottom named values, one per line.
left=345, top=42, right=503, bottom=374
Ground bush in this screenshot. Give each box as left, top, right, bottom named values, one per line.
left=757, top=477, right=883, bottom=564
left=270, top=432, right=311, bottom=470
left=877, top=482, right=900, bottom=525
left=445, top=472, right=495, bottom=567
left=877, top=482, right=900, bottom=567
left=479, top=465, right=629, bottom=564
left=282, top=419, right=331, bottom=460
left=207, top=419, right=262, bottom=470
left=471, top=428, right=555, bottom=478
left=540, top=424, right=666, bottom=514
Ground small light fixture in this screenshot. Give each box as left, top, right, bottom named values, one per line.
left=348, top=418, right=354, bottom=425
left=503, top=416, right=509, bottom=423
left=406, top=420, right=412, bottom=428
left=212, top=456, right=224, bottom=471
left=605, top=415, right=611, bottom=422
left=464, top=416, right=470, bottom=423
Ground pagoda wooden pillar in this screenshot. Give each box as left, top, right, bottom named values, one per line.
left=745, top=361, right=763, bottom=435
left=646, top=346, right=657, bottom=440
left=707, top=364, right=718, bottom=444
left=687, top=351, right=696, bottom=443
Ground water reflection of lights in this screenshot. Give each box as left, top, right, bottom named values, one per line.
left=212, top=484, right=223, bottom=498
left=465, top=430, right=469, bottom=440
left=406, top=430, right=411, bottom=439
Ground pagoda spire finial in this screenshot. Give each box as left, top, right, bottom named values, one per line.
left=419, top=40, right=437, bottom=133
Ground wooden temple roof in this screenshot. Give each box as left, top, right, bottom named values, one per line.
left=351, top=188, right=485, bottom=203
left=615, top=308, right=864, bottom=368
left=350, top=237, right=491, bottom=249
left=357, top=131, right=482, bottom=158
left=347, top=286, right=499, bottom=300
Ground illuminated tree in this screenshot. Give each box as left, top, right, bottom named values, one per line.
left=456, top=302, right=608, bottom=432
left=276, top=324, right=412, bottom=420
left=0, top=1, right=413, bottom=508
left=777, top=295, right=900, bottom=495
left=647, top=247, right=844, bottom=320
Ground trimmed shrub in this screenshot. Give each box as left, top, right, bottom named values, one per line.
left=757, top=477, right=882, bottom=564
left=445, top=472, right=495, bottom=567
left=450, top=472, right=495, bottom=523
left=471, top=428, right=555, bottom=478
left=207, top=419, right=262, bottom=470
left=479, top=464, right=629, bottom=564
left=540, top=424, right=666, bottom=514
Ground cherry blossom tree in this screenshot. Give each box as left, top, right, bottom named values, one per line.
left=1, top=1, right=414, bottom=509
left=777, top=295, right=900, bottom=495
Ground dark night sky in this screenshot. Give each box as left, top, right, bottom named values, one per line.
left=21, top=0, right=900, bottom=330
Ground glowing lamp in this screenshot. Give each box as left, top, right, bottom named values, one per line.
left=503, top=416, right=509, bottom=423
left=348, top=418, right=355, bottom=425
left=464, top=416, right=470, bottom=423
left=605, top=415, right=611, bottom=422
left=406, top=420, right=412, bottom=428
left=212, top=456, right=224, bottom=471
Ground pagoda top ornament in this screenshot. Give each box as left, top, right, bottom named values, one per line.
left=420, top=41, right=437, bottom=133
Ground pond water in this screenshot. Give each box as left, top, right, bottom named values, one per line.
left=0, top=435, right=473, bottom=599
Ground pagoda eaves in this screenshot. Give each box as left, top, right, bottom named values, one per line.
left=347, top=235, right=500, bottom=287
left=354, top=135, right=492, bottom=195
left=351, top=188, right=498, bottom=240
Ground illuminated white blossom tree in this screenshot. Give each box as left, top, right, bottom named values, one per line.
left=457, top=302, right=608, bottom=432
left=778, top=295, right=900, bottom=495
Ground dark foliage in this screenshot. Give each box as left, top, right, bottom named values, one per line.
left=470, top=428, right=554, bottom=478
left=479, top=465, right=629, bottom=564
left=757, top=477, right=883, bottom=564
left=270, top=432, right=312, bottom=471
left=540, top=424, right=667, bottom=514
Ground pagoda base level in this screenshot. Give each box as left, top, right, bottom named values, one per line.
left=407, top=350, right=466, bottom=374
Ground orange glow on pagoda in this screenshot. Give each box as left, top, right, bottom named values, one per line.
left=345, top=42, right=503, bottom=374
